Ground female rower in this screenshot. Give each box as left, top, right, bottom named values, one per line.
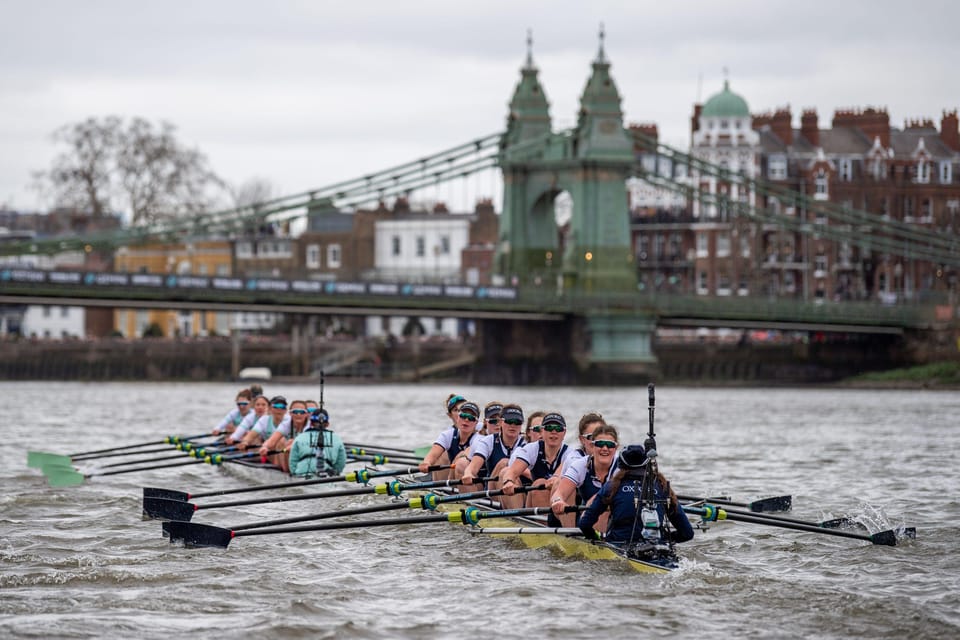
left=524, top=410, right=545, bottom=444
left=258, top=399, right=311, bottom=472
left=460, top=404, right=525, bottom=488
left=225, top=395, right=269, bottom=447
left=550, top=423, right=620, bottom=527
left=579, top=444, right=694, bottom=549
left=240, top=395, right=290, bottom=452
left=573, top=411, right=605, bottom=458
left=500, top=412, right=576, bottom=511
left=212, top=389, right=253, bottom=436
left=418, top=400, right=481, bottom=480
left=480, top=402, right=503, bottom=436
left=288, top=408, right=347, bottom=476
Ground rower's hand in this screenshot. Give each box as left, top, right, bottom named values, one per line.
left=501, top=479, right=517, bottom=495
left=461, top=472, right=475, bottom=487
left=257, top=445, right=270, bottom=458
left=550, top=497, right=567, bottom=516
left=418, top=461, right=431, bottom=473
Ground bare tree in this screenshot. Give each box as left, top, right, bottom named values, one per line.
left=36, top=116, right=224, bottom=225
left=229, top=176, right=277, bottom=209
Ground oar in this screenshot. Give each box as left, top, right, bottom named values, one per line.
left=44, top=451, right=262, bottom=487
left=467, top=526, right=584, bottom=535
left=163, top=485, right=546, bottom=543
left=713, top=505, right=917, bottom=538
left=28, top=433, right=214, bottom=468
left=172, top=504, right=578, bottom=548
left=143, top=464, right=448, bottom=502
left=346, top=453, right=422, bottom=465
left=342, top=442, right=418, bottom=456
left=684, top=505, right=903, bottom=546
left=679, top=493, right=792, bottom=513
left=144, top=476, right=486, bottom=521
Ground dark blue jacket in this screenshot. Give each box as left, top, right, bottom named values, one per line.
left=579, top=471, right=694, bottom=545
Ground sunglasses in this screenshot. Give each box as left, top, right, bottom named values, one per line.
left=486, top=418, right=500, bottom=424
left=593, top=439, right=617, bottom=449
left=272, top=403, right=287, bottom=409
left=237, top=401, right=250, bottom=407
left=542, top=424, right=565, bottom=433
left=459, top=413, right=478, bottom=422
left=290, top=409, right=308, bottom=415
left=528, top=425, right=542, bottom=432
left=504, top=419, right=523, bottom=426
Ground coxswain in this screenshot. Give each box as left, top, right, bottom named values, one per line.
left=579, top=444, right=694, bottom=552
left=288, top=408, right=347, bottom=476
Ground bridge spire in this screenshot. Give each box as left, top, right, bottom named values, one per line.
left=525, top=28, right=534, bottom=68
left=596, top=22, right=606, bottom=63
left=503, top=29, right=552, bottom=148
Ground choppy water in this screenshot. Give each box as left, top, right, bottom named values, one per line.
left=1, top=381, right=958, bottom=639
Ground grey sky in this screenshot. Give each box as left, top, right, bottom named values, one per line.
left=1, top=0, right=957, bottom=213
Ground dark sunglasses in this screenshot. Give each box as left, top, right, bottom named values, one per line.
left=542, top=424, right=564, bottom=433
left=290, top=409, right=308, bottom=415
left=486, top=418, right=500, bottom=424
left=272, top=403, right=287, bottom=409
left=459, top=413, right=478, bottom=422
left=504, top=419, right=523, bottom=426
left=528, top=425, right=542, bottom=432
left=593, top=439, right=617, bottom=449
left=237, top=401, right=250, bottom=407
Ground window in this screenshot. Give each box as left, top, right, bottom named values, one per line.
left=306, top=244, right=320, bottom=269
left=740, top=234, right=751, bottom=258
left=636, top=235, right=649, bottom=261
left=439, top=235, right=450, bottom=255
left=717, top=272, right=731, bottom=295
left=198, top=264, right=208, bottom=275
left=391, top=236, right=401, bottom=256
left=903, top=196, right=915, bottom=220
left=815, top=253, right=828, bottom=276
left=916, top=160, right=930, bottom=184
left=716, top=232, right=731, bottom=257
left=697, top=270, right=708, bottom=294
left=327, top=243, right=341, bottom=269
left=839, top=158, right=853, bottom=182
left=60, top=307, right=68, bottom=318
left=415, top=236, right=425, bottom=258
left=696, top=233, right=708, bottom=258
left=921, top=199, right=933, bottom=221
left=236, top=241, right=253, bottom=258
left=768, top=156, right=787, bottom=180
left=43, top=306, right=51, bottom=317
left=814, top=169, right=829, bottom=200
left=940, top=161, right=953, bottom=184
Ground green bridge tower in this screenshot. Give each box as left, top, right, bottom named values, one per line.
left=493, top=29, right=656, bottom=376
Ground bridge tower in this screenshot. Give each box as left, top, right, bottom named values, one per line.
left=486, top=30, right=656, bottom=380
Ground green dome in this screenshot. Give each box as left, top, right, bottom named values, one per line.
left=701, top=80, right=749, bottom=118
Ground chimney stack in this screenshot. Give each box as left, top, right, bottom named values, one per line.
left=941, top=110, right=960, bottom=151
left=801, top=109, right=819, bottom=147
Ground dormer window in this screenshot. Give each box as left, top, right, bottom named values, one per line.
left=814, top=169, right=829, bottom=200
left=720, top=120, right=729, bottom=129
left=838, top=158, right=853, bottom=182
left=916, top=159, right=930, bottom=184
left=870, top=157, right=885, bottom=181
left=939, top=160, right=952, bottom=184
left=768, top=156, right=787, bottom=180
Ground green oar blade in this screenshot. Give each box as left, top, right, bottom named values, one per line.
left=28, top=452, right=72, bottom=468
left=163, top=521, right=234, bottom=548
left=413, top=445, right=432, bottom=458
left=44, top=467, right=87, bottom=487
left=143, top=497, right=196, bottom=521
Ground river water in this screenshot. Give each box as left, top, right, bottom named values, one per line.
left=1, top=381, right=958, bottom=639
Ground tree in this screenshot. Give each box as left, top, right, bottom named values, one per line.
left=36, top=116, right=224, bottom=225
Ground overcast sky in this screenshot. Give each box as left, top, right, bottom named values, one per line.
left=1, top=1, right=958, bottom=214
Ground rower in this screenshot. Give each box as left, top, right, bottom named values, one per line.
left=288, top=408, right=346, bottom=476
left=499, top=412, right=575, bottom=511
left=579, top=444, right=694, bottom=555
left=460, top=404, right=525, bottom=489
left=258, top=399, right=311, bottom=472
left=480, top=401, right=503, bottom=436
left=550, top=423, right=620, bottom=528
left=212, top=389, right=253, bottom=436
left=239, top=395, right=290, bottom=451
left=418, top=400, right=481, bottom=480
left=225, top=395, right=269, bottom=447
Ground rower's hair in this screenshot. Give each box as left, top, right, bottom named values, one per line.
left=578, top=411, right=606, bottom=436
left=526, top=410, right=546, bottom=430
left=236, top=389, right=253, bottom=400
left=290, top=400, right=307, bottom=408
left=249, top=384, right=264, bottom=397
left=590, top=424, right=619, bottom=442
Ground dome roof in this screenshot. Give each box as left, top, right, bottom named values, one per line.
left=701, top=80, right=749, bottom=118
